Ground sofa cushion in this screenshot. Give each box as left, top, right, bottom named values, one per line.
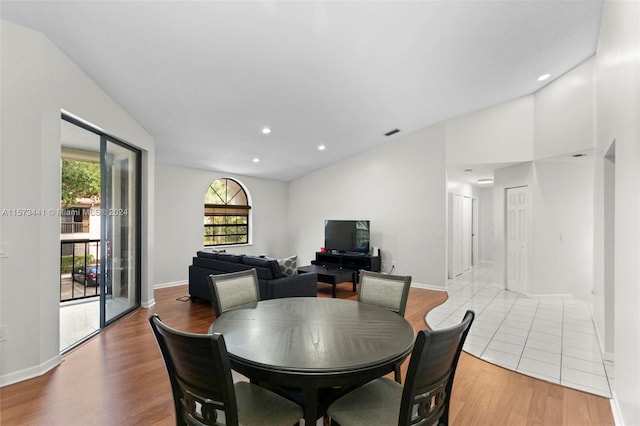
left=216, top=253, right=245, bottom=263
left=243, top=255, right=283, bottom=279
left=197, top=250, right=219, bottom=260
left=193, top=257, right=252, bottom=274
left=278, top=255, right=298, bottom=276
left=189, top=265, right=268, bottom=301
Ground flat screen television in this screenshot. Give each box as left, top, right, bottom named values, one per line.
left=324, top=220, right=370, bottom=254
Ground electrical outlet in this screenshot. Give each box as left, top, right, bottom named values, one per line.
left=0, top=325, right=7, bottom=342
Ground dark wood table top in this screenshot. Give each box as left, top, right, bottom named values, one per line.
left=209, top=297, right=415, bottom=423
left=209, top=297, right=414, bottom=373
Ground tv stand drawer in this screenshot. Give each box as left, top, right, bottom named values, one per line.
left=313, top=252, right=381, bottom=273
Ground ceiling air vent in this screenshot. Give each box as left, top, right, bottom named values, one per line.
left=384, top=128, right=400, bottom=136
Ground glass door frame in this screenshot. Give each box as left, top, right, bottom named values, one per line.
left=61, top=112, right=141, bottom=330
left=100, top=134, right=142, bottom=328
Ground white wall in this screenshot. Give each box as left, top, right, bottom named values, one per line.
left=530, top=159, right=594, bottom=300
left=477, top=186, right=494, bottom=263
left=530, top=53, right=596, bottom=302
left=446, top=181, right=474, bottom=198
left=489, top=159, right=594, bottom=301
left=534, top=58, right=595, bottom=160
left=0, top=20, right=155, bottom=385
left=446, top=96, right=534, bottom=165
left=289, top=123, right=447, bottom=288
left=593, top=1, right=640, bottom=424
left=154, top=163, right=291, bottom=286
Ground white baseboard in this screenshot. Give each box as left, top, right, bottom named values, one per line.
left=141, top=298, right=156, bottom=308
left=410, top=282, right=447, bottom=292
left=0, top=354, right=61, bottom=388
left=154, top=280, right=187, bottom=289
left=590, top=304, right=615, bottom=363
left=609, top=390, right=623, bottom=426
left=524, top=292, right=574, bottom=299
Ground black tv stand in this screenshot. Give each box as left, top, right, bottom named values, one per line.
left=331, top=250, right=367, bottom=257
left=312, top=251, right=381, bottom=275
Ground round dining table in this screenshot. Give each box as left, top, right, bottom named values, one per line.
left=209, top=297, right=415, bottom=425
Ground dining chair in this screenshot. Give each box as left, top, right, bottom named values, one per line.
left=326, top=310, right=475, bottom=426
left=208, top=269, right=260, bottom=317
left=149, top=314, right=303, bottom=426
left=358, top=270, right=412, bottom=316
left=358, top=270, right=412, bottom=382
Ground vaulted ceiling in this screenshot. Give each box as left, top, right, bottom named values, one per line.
left=1, top=1, right=602, bottom=181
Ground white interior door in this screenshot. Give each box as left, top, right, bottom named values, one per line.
left=449, top=193, right=472, bottom=278
left=506, top=186, right=528, bottom=294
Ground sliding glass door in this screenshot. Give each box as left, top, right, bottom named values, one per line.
left=60, top=115, right=141, bottom=350
left=101, top=137, right=141, bottom=326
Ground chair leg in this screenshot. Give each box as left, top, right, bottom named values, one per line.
left=394, top=362, right=402, bottom=384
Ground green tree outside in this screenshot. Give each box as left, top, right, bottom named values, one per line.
left=61, top=159, right=100, bottom=207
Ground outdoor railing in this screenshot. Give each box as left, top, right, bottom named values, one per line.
left=60, top=222, right=90, bottom=234
left=60, top=239, right=101, bottom=302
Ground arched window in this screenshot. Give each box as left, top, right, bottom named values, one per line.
left=203, top=178, right=251, bottom=246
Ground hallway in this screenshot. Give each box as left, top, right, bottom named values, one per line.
left=426, top=265, right=613, bottom=398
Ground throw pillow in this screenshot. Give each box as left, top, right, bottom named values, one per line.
left=278, top=255, right=298, bottom=276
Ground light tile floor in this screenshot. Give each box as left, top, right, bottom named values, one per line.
left=426, top=264, right=613, bottom=398
left=60, top=299, right=100, bottom=351
left=60, top=297, right=133, bottom=352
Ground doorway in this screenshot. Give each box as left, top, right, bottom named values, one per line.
left=101, top=137, right=141, bottom=324
left=603, top=142, right=615, bottom=356
left=59, top=115, right=141, bottom=352
left=472, top=197, right=479, bottom=266
left=449, top=193, right=472, bottom=278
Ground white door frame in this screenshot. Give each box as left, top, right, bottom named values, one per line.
left=472, top=197, right=479, bottom=266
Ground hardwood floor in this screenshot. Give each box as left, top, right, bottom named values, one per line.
left=0, top=283, right=614, bottom=425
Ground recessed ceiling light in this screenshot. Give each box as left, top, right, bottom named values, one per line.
left=318, top=144, right=326, bottom=151
left=262, top=127, right=271, bottom=134
left=537, top=74, right=550, bottom=82
left=477, top=178, right=494, bottom=185
left=252, top=157, right=260, bottom=163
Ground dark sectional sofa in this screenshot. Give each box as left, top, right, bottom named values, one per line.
left=188, top=251, right=317, bottom=302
